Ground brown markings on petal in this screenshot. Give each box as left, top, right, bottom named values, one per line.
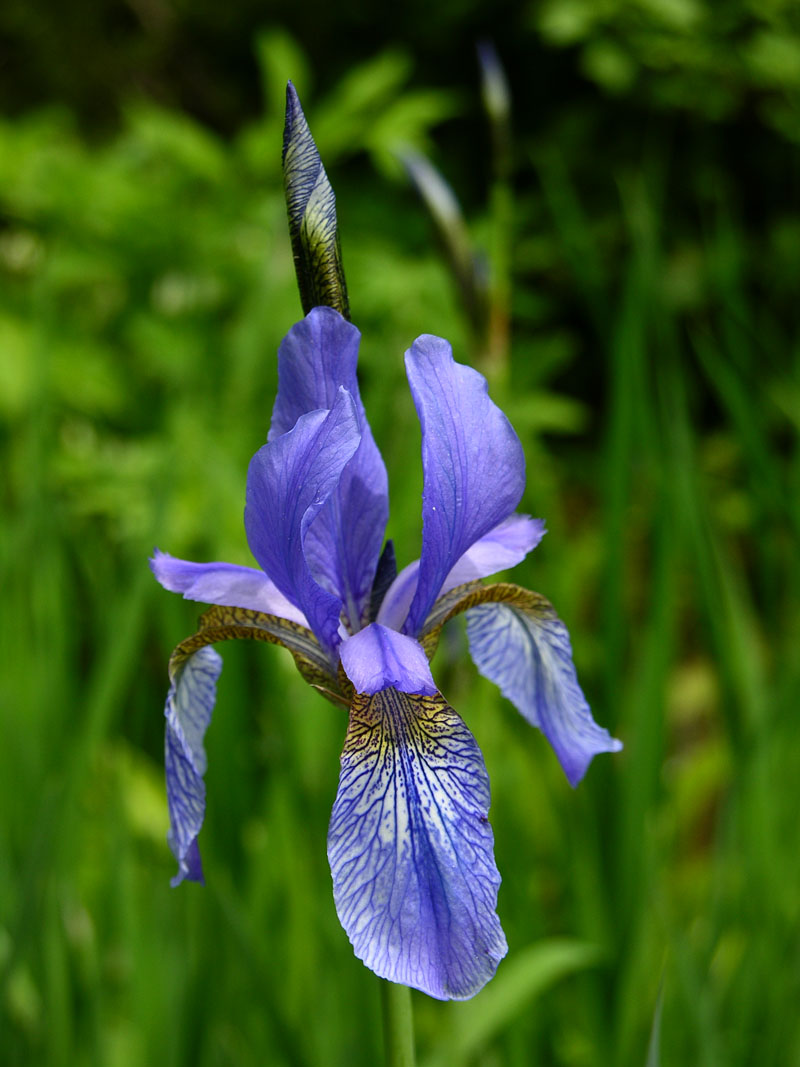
left=168, top=604, right=342, bottom=700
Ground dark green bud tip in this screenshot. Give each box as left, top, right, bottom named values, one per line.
left=283, top=82, right=350, bottom=319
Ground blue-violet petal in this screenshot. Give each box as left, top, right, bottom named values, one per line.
left=150, top=550, right=308, bottom=626
left=164, top=645, right=222, bottom=886
left=245, top=387, right=360, bottom=655
left=378, top=514, right=542, bottom=632
left=328, top=688, right=508, bottom=1000
left=270, top=308, right=388, bottom=629
left=438, top=515, right=545, bottom=595
left=466, top=601, right=623, bottom=786
left=339, top=623, right=436, bottom=695
left=403, top=336, right=526, bottom=636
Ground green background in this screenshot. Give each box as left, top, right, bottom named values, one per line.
left=1, top=2, right=799, bottom=1064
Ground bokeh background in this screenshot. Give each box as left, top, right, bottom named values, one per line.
left=2, top=1, right=799, bottom=1064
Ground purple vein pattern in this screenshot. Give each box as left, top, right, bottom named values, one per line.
left=328, top=689, right=507, bottom=1000
left=466, top=601, right=622, bottom=787
left=151, top=304, right=623, bottom=999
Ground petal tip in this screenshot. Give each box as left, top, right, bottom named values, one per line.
left=150, top=548, right=177, bottom=590
left=169, top=836, right=205, bottom=887
left=562, top=733, right=624, bottom=788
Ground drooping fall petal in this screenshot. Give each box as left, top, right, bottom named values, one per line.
left=164, top=646, right=222, bottom=886
left=328, top=688, right=507, bottom=1000
left=466, top=597, right=623, bottom=786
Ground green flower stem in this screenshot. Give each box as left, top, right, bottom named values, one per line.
left=380, top=980, right=416, bottom=1067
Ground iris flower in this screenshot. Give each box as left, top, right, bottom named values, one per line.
left=151, top=306, right=621, bottom=1000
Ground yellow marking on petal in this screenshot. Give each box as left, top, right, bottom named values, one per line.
left=420, top=581, right=552, bottom=660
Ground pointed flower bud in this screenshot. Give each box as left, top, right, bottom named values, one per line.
left=282, top=82, right=350, bottom=318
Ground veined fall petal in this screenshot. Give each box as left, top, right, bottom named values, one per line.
left=465, top=594, right=623, bottom=786
left=328, top=688, right=507, bottom=1000
left=164, top=645, right=222, bottom=886
left=162, top=602, right=346, bottom=887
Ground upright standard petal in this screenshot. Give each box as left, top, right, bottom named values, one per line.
left=466, top=597, right=623, bottom=786
left=270, top=308, right=389, bottom=629
left=269, top=308, right=362, bottom=437
left=339, top=623, right=436, bottom=696
left=245, top=387, right=360, bottom=655
left=150, top=550, right=309, bottom=626
left=403, top=336, right=526, bottom=636
left=328, top=688, right=507, bottom=1000
left=164, top=645, right=222, bottom=886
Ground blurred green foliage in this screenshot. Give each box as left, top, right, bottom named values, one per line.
left=535, top=0, right=800, bottom=139
left=1, top=13, right=799, bottom=1067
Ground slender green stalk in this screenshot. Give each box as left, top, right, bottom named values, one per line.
left=479, top=41, right=513, bottom=386
left=380, top=980, right=416, bottom=1067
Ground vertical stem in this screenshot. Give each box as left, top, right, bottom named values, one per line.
left=380, top=980, right=416, bottom=1067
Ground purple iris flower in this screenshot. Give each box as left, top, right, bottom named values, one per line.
left=151, top=306, right=622, bottom=1000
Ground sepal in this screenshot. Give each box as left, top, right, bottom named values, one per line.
left=328, top=687, right=507, bottom=999
left=164, top=645, right=222, bottom=886
left=163, top=604, right=346, bottom=886
left=420, top=582, right=622, bottom=784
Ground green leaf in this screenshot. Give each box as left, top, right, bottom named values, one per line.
left=423, top=939, right=603, bottom=1067
left=645, top=981, right=665, bottom=1067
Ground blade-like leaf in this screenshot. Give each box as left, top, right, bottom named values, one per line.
left=645, top=981, right=665, bottom=1067
left=423, top=939, right=603, bottom=1067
